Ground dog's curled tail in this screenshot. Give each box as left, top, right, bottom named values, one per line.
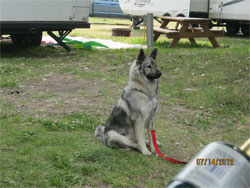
left=94, top=125, right=105, bottom=141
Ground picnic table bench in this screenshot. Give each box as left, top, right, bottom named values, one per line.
left=153, top=17, right=224, bottom=48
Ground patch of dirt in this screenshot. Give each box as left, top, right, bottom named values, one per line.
left=1, top=73, right=118, bottom=119
left=160, top=103, right=201, bottom=121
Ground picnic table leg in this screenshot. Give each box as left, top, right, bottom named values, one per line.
left=153, top=32, right=161, bottom=41
left=187, top=24, right=197, bottom=45
left=189, top=38, right=196, bottom=44
left=168, top=23, right=188, bottom=48
left=168, top=38, right=180, bottom=48
left=200, top=23, right=220, bottom=48
left=208, top=37, right=219, bottom=48
left=153, top=20, right=169, bottom=41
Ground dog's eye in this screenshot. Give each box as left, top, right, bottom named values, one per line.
left=147, top=65, right=152, bottom=69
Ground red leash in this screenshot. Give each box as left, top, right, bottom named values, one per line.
left=151, top=129, right=187, bottom=164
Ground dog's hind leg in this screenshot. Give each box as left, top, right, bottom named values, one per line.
left=105, top=131, right=137, bottom=150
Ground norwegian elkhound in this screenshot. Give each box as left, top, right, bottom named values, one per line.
left=95, top=48, right=161, bottom=155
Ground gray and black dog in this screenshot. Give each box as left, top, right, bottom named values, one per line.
left=95, top=48, right=161, bottom=155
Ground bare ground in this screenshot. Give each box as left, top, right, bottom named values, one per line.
left=1, top=74, right=112, bottom=118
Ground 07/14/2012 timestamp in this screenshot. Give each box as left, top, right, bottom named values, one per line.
left=196, top=158, right=234, bottom=166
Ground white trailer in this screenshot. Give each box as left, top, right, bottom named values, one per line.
left=120, top=0, right=190, bottom=17
left=120, top=0, right=250, bottom=36
left=0, top=0, right=90, bottom=51
left=190, top=0, right=250, bottom=35
left=119, top=0, right=190, bottom=29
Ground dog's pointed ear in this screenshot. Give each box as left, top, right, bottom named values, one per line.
left=136, top=49, right=145, bottom=65
left=150, top=48, right=157, bottom=60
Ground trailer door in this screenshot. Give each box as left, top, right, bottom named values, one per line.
left=209, top=0, right=250, bottom=21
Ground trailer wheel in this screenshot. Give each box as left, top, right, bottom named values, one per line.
left=241, top=24, right=249, bottom=36
left=30, top=32, right=43, bottom=45
left=132, top=16, right=143, bottom=29
left=163, top=13, right=171, bottom=17
left=11, top=32, right=42, bottom=46
left=226, top=22, right=240, bottom=35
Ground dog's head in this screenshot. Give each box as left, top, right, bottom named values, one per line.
left=136, top=48, right=162, bottom=80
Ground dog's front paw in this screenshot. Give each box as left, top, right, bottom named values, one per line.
left=149, top=145, right=156, bottom=154
left=142, top=150, right=152, bottom=155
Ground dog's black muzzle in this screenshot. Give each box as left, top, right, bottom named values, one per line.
left=147, top=70, right=162, bottom=80
left=156, top=70, right=162, bottom=79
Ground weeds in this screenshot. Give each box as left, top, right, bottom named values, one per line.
left=37, top=114, right=101, bottom=132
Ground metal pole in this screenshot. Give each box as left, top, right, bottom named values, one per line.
left=146, top=13, right=154, bottom=49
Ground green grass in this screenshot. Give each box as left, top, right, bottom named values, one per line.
left=1, top=18, right=250, bottom=187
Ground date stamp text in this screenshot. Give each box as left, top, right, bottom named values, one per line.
left=196, top=158, right=234, bottom=166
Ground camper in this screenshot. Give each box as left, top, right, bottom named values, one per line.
left=120, top=0, right=190, bottom=17
left=190, top=0, right=250, bottom=35
left=119, top=0, right=250, bottom=36
left=119, top=0, right=190, bottom=29
left=0, top=0, right=90, bottom=51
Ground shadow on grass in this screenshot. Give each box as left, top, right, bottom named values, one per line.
left=0, top=42, right=64, bottom=58
left=154, top=41, right=213, bottom=49
left=0, top=42, right=94, bottom=59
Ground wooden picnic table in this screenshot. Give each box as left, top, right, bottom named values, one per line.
left=153, top=17, right=224, bottom=48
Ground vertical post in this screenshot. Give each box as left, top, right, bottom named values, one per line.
left=146, top=13, right=154, bottom=49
